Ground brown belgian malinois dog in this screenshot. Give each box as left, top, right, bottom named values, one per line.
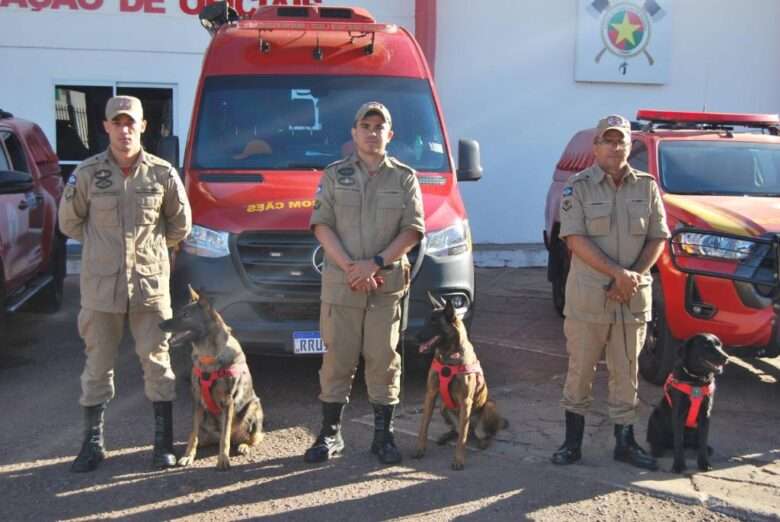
left=159, top=286, right=264, bottom=470
left=413, top=293, right=507, bottom=470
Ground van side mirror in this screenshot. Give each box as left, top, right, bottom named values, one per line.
left=456, top=139, right=483, bottom=182
left=158, top=135, right=180, bottom=170
left=0, top=170, right=34, bottom=194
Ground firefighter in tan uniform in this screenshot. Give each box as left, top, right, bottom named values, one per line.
left=551, top=115, right=669, bottom=470
left=304, top=102, right=424, bottom=465
left=59, top=96, right=192, bottom=472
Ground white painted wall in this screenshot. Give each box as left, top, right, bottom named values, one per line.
left=436, top=0, right=780, bottom=245
left=3, top=0, right=780, bottom=254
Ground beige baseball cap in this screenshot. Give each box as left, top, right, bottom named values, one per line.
left=354, top=101, right=392, bottom=128
left=105, top=96, right=143, bottom=122
left=596, top=114, right=631, bottom=139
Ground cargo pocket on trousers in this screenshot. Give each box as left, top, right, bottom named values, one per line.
left=584, top=201, right=612, bottom=236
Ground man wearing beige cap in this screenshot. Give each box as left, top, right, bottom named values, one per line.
left=552, top=114, right=669, bottom=470
left=59, top=95, right=192, bottom=472
left=305, top=102, right=424, bottom=465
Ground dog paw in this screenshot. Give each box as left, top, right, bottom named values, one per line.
left=236, top=443, right=250, bottom=456
left=216, top=456, right=231, bottom=471
left=178, top=456, right=195, bottom=467
left=671, top=461, right=687, bottom=474
left=697, top=459, right=712, bottom=472
left=412, top=448, right=426, bottom=459
left=451, top=460, right=465, bottom=471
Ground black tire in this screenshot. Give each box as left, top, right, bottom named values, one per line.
left=639, top=278, right=679, bottom=385
left=32, top=234, right=66, bottom=314
left=549, top=238, right=569, bottom=317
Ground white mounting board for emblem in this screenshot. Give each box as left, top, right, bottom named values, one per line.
left=575, top=0, right=671, bottom=85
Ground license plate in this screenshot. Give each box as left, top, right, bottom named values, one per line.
left=293, top=331, right=326, bottom=354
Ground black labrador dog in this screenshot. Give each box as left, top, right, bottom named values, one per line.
left=646, top=333, right=729, bottom=473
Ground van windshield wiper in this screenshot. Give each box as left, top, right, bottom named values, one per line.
left=285, top=163, right=324, bottom=169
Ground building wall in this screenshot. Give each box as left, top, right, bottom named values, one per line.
left=436, top=0, right=780, bottom=246
left=3, top=0, right=780, bottom=257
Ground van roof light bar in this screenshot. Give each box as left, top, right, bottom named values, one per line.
left=199, top=1, right=239, bottom=37
left=637, top=109, right=780, bottom=131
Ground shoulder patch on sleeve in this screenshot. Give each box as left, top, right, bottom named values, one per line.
left=562, top=186, right=573, bottom=197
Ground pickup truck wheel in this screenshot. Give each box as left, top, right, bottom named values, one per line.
left=639, top=278, right=679, bottom=385
left=33, top=235, right=66, bottom=314
left=549, top=238, right=569, bottom=317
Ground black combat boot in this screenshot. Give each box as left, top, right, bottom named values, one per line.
left=304, top=402, right=345, bottom=463
left=152, top=401, right=177, bottom=469
left=71, top=403, right=107, bottom=473
left=551, top=410, right=585, bottom=465
left=371, top=403, right=402, bottom=465
left=614, top=424, right=658, bottom=471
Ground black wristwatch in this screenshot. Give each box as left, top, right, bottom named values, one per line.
left=373, top=255, right=385, bottom=269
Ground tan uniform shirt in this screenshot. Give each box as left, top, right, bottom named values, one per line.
left=59, top=149, right=192, bottom=313
left=559, top=164, right=670, bottom=323
left=310, top=153, right=425, bottom=309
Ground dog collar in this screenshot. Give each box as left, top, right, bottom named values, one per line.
left=664, top=375, right=715, bottom=429
left=194, top=363, right=248, bottom=416
left=430, top=358, right=483, bottom=410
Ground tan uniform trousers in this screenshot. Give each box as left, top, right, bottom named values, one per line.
left=561, top=318, right=647, bottom=425
left=318, top=300, right=402, bottom=406
left=78, top=307, right=175, bottom=406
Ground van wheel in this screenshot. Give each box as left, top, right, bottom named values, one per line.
left=549, top=238, right=569, bottom=317
left=32, top=234, right=66, bottom=314
left=639, top=278, right=679, bottom=385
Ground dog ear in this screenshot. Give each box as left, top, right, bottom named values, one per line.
left=444, top=299, right=457, bottom=323
left=188, top=285, right=199, bottom=303
left=427, top=291, right=445, bottom=310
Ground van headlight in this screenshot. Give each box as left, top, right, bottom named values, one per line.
left=426, top=219, right=471, bottom=257
left=182, top=225, right=230, bottom=258
left=678, top=232, right=753, bottom=260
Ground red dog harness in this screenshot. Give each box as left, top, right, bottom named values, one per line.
left=430, top=358, right=484, bottom=410
left=193, top=363, right=248, bottom=416
left=664, top=375, right=715, bottom=428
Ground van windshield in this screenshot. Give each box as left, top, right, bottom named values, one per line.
left=191, top=75, right=449, bottom=172
left=659, top=141, right=780, bottom=196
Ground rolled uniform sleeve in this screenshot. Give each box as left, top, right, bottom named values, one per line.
left=400, top=172, right=425, bottom=236
left=559, top=183, right=586, bottom=239
left=646, top=181, right=670, bottom=239
left=59, top=169, right=90, bottom=241
left=310, top=169, right=336, bottom=230
left=162, top=168, right=192, bottom=247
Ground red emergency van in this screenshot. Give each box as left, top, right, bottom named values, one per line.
left=170, top=4, right=482, bottom=356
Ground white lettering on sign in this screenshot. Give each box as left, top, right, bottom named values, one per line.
left=0, top=0, right=322, bottom=15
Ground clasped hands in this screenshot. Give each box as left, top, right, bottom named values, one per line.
left=347, top=259, right=384, bottom=292
left=606, top=268, right=642, bottom=304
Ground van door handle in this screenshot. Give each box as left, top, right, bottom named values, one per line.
left=18, top=199, right=29, bottom=210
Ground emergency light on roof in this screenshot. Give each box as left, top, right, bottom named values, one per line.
left=637, top=109, right=780, bottom=128
left=242, top=6, right=395, bottom=60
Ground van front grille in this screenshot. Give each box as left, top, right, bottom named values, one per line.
left=235, top=231, right=322, bottom=289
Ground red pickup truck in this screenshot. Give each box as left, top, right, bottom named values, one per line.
left=0, top=110, right=65, bottom=341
